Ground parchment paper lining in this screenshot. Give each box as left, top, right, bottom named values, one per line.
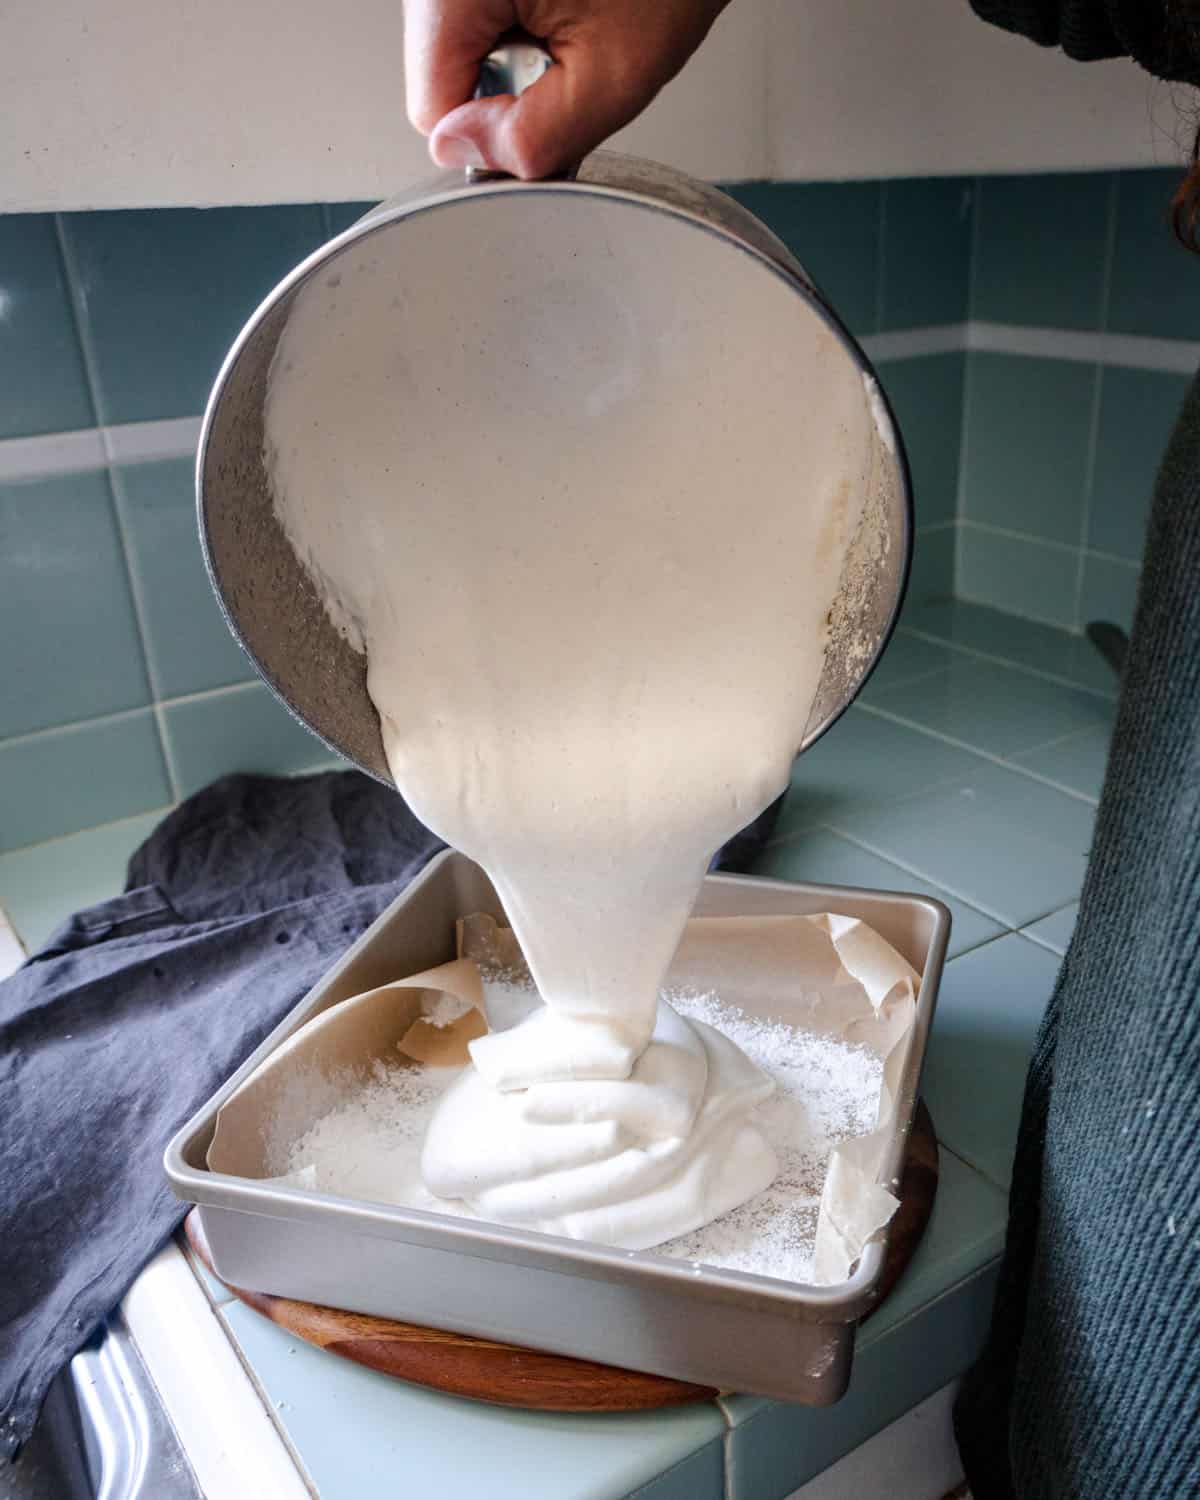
left=208, top=911, right=919, bottom=1286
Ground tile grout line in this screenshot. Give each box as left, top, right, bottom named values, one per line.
left=852, top=700, right=1102, bottom=804
left=1, top=611, right=1114, bottom=763
left=153, top=699, right=183, bottom=803
left=96, top=462, right=184, bottom=793
left=106, top=464, right=165, bottom=702
left=864, top=665, right=949, bottom=696
left=966, top=176, right=983, bottom=328
left=951, top=178, right=982, bottom=593
left=1026, top=898, right=1080, bottom=924
left=762, top=811, right=1073, bottom=936
left=808, top=825, right=1028, bottom=931
left=990, top=761, right=1104, bottom=804
left=52, top=215, right=108, bottom=438
left=1071, top=367, right=1104, bottom=633
left=1099, top=171, right=1121, bottom=339
left=47, top=213, right=101, bottom=432
left=765, top=808, right=1068, bottom=935
left=53, top=213, right=181, bottom=799
left=874, top=180, right=888, bottom=335
left=956, top=517, right=1076, bottom=559
left=1019, top=926, right=1070, bottom=958
left=762, top=822, right=1013, bottom=943
left=5, top=317, right=1199, bottom=487
left=960, top=519, right=1139, bottom=571
left=0, top=427, right=106, bottom=482
left=158, top=677, right=262, bottom=709
left=0, top=679, right=260, bottom=753
left=896, top=625, right=1116, bottom=702
left=1083, top=546, right=1141, bottom=570
left=0, top=703, right=155, bottom=750
left=0, top=804, right=177, bottom=861
left=1009, top=721, right=1107, bottom=756
left=205, top=1303, right=323, bottom=1499
left=105, top=414, right=203, bottom=466
left=966, top=320, right=1200, bottom=373
left=1071, top=174, right=1121, bottom=631
left=818, top=826, right=1080, bottom=940
left=0, top=611, right=1114, bottom=761
left=953, top=584, right=1092, bottom=636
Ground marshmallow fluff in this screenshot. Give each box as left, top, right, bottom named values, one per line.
left=265, top=191, right=876, bottom=1249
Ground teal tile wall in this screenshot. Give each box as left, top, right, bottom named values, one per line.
left=0, top=216, right=94, bottom=438
left=1088, top=367, right=1191, bottom=561
left=957, top=528, right=1078, bottom=628
left=724, top=181, right=882, bottom=336
left=877, top=354, right=965, bottom=529
left=867, top=655, right=1113, bottom=757
left=725, top=177, right=973, bottom=610
left=725, top=176, right=973, bottom=336
left=879, top=178, right=973, bottom=330
left=325, top=201, right=375, bottom=236
left=962, top=353, right=1097, bottom=545
left=113, top=458, right=254, bottom=698
left=972, top=172, right=1112, bottom=330
left=163, top=684, right=337, bottom=799
left=60, top=205, right=327, bottom=423
left=905, top=523, right=956, bottom=607
left=0, top=712, right=170, bottom=853
left=1108, top=169, right=1200, bottom=338
left=0, top=167, right=1194, bottom=850
left=959, top=164, right=1199, bottom=629
left=1079, top=553, right=1140, bottom=633
left=921, top=932, right=1061, bottom=1188
left=0, top=470, right=148, bottom=737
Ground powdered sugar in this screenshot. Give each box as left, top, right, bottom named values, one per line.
left=279, top=988, right=883, bottom=1284
left=279, top=1057, right=464, bottom=1215
left=421, top=991, right=474, bottom=1029
left=656, top=990, right=882, bottom=1282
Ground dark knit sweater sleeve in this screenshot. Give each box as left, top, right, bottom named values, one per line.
left=969, top=1, right=1200, bottom=84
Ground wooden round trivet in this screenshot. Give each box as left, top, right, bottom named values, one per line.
left=184, top=1100, right=937, bottom=1411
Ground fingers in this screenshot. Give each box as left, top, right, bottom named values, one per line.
left=428, top=32, right=667, bottom=179
left=405, top=0, right=516, bottom=136
left=408, top=0, right=730, bottom=180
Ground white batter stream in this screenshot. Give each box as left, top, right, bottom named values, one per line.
left=265, top=193, right=877, bottom=1249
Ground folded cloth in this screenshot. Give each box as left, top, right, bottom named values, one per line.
left=0, top=771, right=444, bottom=1459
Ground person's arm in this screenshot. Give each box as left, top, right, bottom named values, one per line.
left=970, top=0, right=1200, bottom=84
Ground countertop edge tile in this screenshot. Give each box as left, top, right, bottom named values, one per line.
left=218, top=1298, right=727, bottom=1500
left=624, top=1435, right=727, bottom=1500
left=724, top=1263, right=1000, bottom=1499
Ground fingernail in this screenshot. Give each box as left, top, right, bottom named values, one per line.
left=432, top=134, right=488, bottom=171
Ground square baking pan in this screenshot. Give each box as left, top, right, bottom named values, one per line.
left=165, top=849, right=948, bottom=1404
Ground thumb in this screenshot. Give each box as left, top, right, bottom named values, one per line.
left=405, top=0, right=518, bottom=136
left=428, top=35, right=664, bottom=180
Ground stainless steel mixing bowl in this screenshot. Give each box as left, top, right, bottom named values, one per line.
left=197, top=59, right=911, bottom=784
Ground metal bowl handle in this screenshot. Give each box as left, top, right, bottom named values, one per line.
left=466, top=32, right=580, bottom=183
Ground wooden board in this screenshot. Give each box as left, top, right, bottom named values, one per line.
left=184, top=1100, right=937, bottom=1411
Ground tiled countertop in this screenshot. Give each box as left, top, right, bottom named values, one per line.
left=2, top=599, right=1112, bottom=1500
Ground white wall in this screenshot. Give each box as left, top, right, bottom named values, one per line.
left=0, top=0, right=1188, bottom=211
left=765, top=0, right=1179, bottom=179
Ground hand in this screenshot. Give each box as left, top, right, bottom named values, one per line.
left=404, top=0, right=731, bottom=179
